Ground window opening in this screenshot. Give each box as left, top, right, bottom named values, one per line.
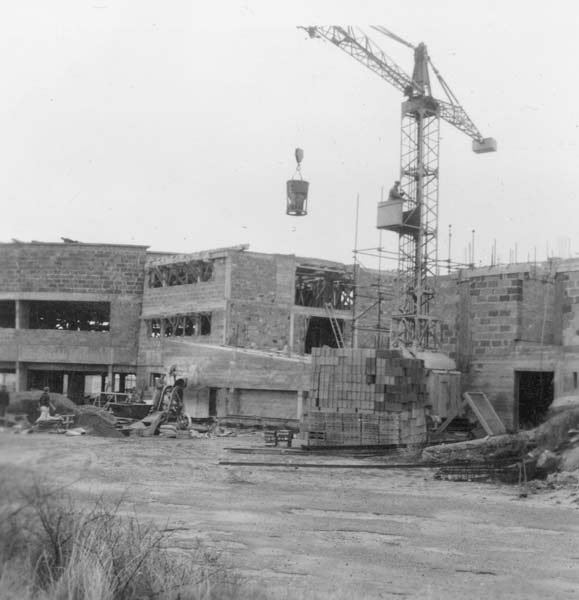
left=148, top=260, right=214, bottom=288
left=147, top=312, right=212, bottom=338
left=0, top=301, right=16, bottom=328
left=295, top=266, right=354, bottom=310
left=25, top=301, right=110, bottom=332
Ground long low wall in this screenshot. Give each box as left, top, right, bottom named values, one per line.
left=138, top=340, right=310, bottom=391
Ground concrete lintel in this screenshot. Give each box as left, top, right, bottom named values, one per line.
left=140, top=302, right=226, bottom=319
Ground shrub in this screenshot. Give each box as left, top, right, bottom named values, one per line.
left=0, top=469, right=259, bottom=600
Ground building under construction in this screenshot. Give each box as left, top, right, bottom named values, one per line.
left=0, top=240, right=577, bottom=434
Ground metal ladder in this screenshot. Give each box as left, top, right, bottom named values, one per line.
left=324, top=302, right=344, bottom=348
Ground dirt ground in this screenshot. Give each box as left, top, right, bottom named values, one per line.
left=1, top=432, right=578, bottom=600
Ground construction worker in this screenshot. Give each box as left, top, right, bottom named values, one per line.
left=0, top=385, right=9, bottom=420
left=388, top=180, right=406, bottom=201
left=38, top=387, right=52, bottom=421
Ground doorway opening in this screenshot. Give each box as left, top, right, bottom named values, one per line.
left=304, top=316, right=343, bottom=354
left=208, top=388, right=218, bottom=417
left=515, top=370, right=554, bottom=429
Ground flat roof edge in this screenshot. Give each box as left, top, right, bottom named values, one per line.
left=0, top=242, right=149, bottom=249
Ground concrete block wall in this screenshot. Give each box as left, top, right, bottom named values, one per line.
left=229, top=252, right=287, bottom=304
left=520, top=278, right=555, bottom=344
left=557, top=351, right=579, bottom=397
left=467, top=272, right=524, bottom=356
left=227, top=303, right=291, bottom=351
left=0, top=243, right=147, bottom=371
left=141, top=257, right=227, bottom=317
left=557, top=262, right=579, bottom=347
left=466, top=344, right=560, bottom=430
left=226, top=252, right=294, bottom=351
left=0, top=243, right=147, bottom=295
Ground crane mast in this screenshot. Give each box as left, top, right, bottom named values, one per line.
left=303, top=26, right=496, bottom=351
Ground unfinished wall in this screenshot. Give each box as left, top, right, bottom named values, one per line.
left=557, top=260, right=579, bottom=347
left=227, top=252, right=294, bottom=351
left=0, top=243, right=147, bottom=380
left=227, top=303, right=291, bottom=350
left=229, top=252, right=294, bottom=304
left=433, top=275, right=463, bottom=365
left=0, top=242, right=147, bottom=295
left=427, top=264, right=562, bottom=428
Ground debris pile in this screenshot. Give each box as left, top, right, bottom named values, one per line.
left=422, top=433, right=529, bottom=464
left=424, top=406, right=579, bottom=485
left=74, top=406, right=124, bottom=438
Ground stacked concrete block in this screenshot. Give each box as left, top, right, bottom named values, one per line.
left=302, top=347, right=427, bottom=447
left=303, top=411, right=401, bottom=446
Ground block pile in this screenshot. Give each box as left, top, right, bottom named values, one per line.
left=302, top=347, right=428, bottom=447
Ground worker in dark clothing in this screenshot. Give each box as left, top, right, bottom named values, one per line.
left=388, top=180, right=406, bottom=201
left=38, top=387, right=52, bottom=421
left=0, top=385, right=9, bottom=419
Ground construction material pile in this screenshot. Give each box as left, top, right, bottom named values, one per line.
left=76, top=406, right=124, bottom=438
left=6, top=390, right=78, bottom=422
left=423, top=406, right=579, bottom=484
left=302, top=347, right=428, bottom=447
left=422, top=433, right=530, bottom=464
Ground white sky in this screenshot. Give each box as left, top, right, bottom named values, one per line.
left=1, top=1, right=577, bottom=268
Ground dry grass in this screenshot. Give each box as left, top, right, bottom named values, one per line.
left=0, top=468, right=263, bottom=600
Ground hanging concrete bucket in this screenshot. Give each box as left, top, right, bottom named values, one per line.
left=286, top=179, right=309, bottom=216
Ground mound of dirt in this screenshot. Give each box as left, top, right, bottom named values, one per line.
left=7, top=390, right=79, bottom=423
left=75, top=406, right=124, bottom=438
left=530, top=407, right=579, bottom=451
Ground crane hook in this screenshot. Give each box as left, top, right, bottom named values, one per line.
left=295, top=147, right=304, bottom=166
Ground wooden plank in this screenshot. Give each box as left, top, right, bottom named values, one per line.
left=463, top=391, right=507, bottom=436
left=434, top=400, right=467, bottom=435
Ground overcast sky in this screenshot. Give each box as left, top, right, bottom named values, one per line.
left=1, top=1, right=577, bottom=269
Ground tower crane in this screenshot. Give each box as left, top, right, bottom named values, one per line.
left=302, top=26, right=496, bottom=351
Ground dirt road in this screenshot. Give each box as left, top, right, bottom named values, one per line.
left=1, top=433, right=578, bottom=599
